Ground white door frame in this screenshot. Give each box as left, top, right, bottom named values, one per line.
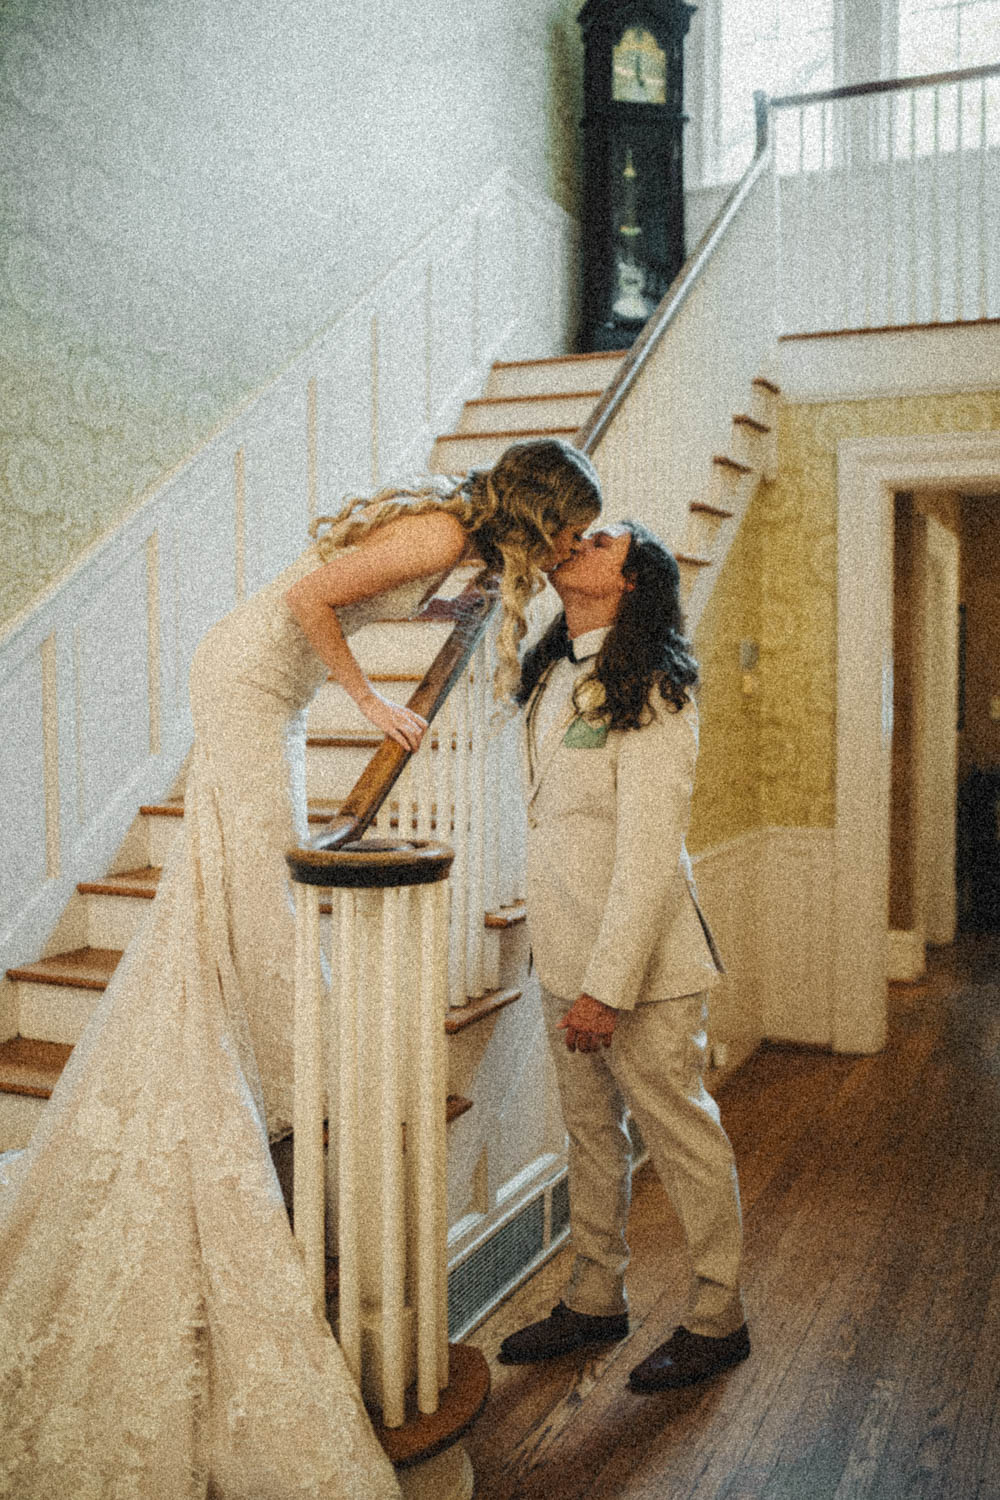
left=835, top=430, right=1000, bottom=1054
left=916, top=511, right=960, bottom=947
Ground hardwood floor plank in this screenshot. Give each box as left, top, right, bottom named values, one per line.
left=463, top=937, right=1000, bottom=1500
left=720, top=1055, right=982, bottom=1500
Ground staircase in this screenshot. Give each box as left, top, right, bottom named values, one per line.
left=0, top=340, right=779, bottom=1336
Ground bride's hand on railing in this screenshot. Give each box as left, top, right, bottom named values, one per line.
left=358, top=689, right=428, bottom=751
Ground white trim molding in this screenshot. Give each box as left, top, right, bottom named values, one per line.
left=888, top=928, right=926, bottom=982
left=836, top=429, right=1000, bottom=1053
left=693, top=824, right=835, bottom=1055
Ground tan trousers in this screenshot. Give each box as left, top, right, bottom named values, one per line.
left=541, top=986, right=745, bottom=1338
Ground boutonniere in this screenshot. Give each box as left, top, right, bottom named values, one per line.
left=563, top=676, right=610, bottom=748
left=563, top=716, right=609, bottom=749
left=573, top=675, right=607, bottom=719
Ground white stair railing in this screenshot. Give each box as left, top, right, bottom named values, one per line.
left=373, top=611, right=521, bottom=1009
left=772, top=61, right=1000, bottom=333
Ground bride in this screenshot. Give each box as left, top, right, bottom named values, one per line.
left=0, top=438, right=602, bottom=1500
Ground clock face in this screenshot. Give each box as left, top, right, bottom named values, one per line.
left=612, top=26, right=667, bottom=105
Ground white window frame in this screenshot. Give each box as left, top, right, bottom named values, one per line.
left=693, top=0, right=905, bottom=186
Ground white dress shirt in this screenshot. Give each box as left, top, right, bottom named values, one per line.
left=530, top=626, right=610, bottom=756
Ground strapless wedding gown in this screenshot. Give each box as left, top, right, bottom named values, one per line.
left=0, top=542, right=440, bottom=1499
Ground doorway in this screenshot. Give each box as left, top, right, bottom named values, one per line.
left=956, top=493, right=1000, bottom=932
left=835, top=432, right=1000, bottom=1056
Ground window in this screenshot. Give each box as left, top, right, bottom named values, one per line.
left=898, top=0, right=1000, bottom=74
left=703, top=1, right=999, bottom=180
left=712, top=0, right=835, bottom=181
left=894, top=0, right=1000, bottom=153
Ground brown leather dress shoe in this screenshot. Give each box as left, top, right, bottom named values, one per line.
left=498, top=1301, right=629, bottom=1364
left=627, top=1323, right=750, bottom=1391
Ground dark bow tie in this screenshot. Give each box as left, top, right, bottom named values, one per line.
left=562, top=639, right=597, bottom=664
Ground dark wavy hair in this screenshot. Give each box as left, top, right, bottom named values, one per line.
left=516, top=520, right=699, bottom=730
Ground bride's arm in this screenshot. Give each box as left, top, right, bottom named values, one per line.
left=285, top=510, right=468, bottom=750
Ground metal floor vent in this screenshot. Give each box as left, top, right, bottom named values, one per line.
left=448, top=1194, right=546, bottom=1338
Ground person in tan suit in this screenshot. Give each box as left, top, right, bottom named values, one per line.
left=498, top=520, right=750, bottom=1391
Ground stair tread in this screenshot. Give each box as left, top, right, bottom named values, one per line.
left=733, top=413, right=772, bottom=433
left=140, top=799, right=184, bottom=818
left=712, top=454, right=753, bottom=474
left=675, top=552, right=713, bottom=568
left=484, top=901, right=526, bottom=930
left=306, top=733, right=382, bottom=749
left=7, top=947, right=121, bottom=989
left=445, top=986, right=523, bottom=1034
left=690, top=501, right=735, bottom=519
left=0, top=1037, right=74, bottom=1098
left=79, top=866, right=160, bottom=899
left=491, top=351, right=628, bottom=369
left=464, top=389, right=605, bottom=407
left=330, top=672, right=423, bottom=684
left=143, top=800, right=345, bottom=823
left=435, top=425, right=578, bottom=443
left=752, top=376, right=781, bottom=394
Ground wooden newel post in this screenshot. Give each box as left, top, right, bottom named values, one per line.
left=285, top=836, right=489, bottom=1498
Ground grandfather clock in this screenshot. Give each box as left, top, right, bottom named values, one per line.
left=577, top=0, right=696, bottom=351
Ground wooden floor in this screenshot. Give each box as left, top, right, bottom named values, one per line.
left=464, top=934, right=1000, bottom=1499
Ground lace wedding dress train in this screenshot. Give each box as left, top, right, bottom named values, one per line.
left=0, top=544, right=438, bottom=1498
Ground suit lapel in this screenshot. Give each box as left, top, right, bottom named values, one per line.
left=523, top=663, right=578, bottom=808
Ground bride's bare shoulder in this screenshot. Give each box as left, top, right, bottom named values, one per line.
left=361, top=508, right=469, bottom=568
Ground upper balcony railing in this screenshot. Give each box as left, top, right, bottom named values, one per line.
left=770, top=60, right=1000, bottom=333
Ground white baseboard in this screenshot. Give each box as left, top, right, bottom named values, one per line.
left=888, top=928, right=926, bottom=982
left=693, top=825, right=836, bottom=1052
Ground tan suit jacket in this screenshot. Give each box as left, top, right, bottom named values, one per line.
left=522, top=672, right=723, bottom=1010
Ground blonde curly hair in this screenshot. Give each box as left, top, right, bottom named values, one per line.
left=309, top=437, right=602, bottom=699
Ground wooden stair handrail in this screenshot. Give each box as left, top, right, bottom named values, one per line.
left=771, top=59, right=1000, bottom=111
left=304, top=577, right=500, bottom=854
left=575, top=91, right=772, bottom=458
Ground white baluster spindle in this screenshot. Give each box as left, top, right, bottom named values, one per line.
left=293, top=880, right=326, bottom=1317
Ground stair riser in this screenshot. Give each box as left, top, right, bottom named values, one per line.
left=350, top=622, right=452, bottom=676
left=309, top=678, right=419, bottom=738
left=711, top=461, right=756, bottom=513
left=456, top=395, right=595, bottom=435
left=305, top=739, right=470, bottom=802
left=683, top=509, right=729, bottom=558
left=0, top=1091, right=45, bottom=1151
left=750, top=382, right=780, bottom=430
left=485, top=355, right=623, bottom=400
left=430, top=430, right=577, bottom=473
left=145, top=815, right=182, bottom=867
left=306, top=744, right=393, bottom=800
left=85, top=892, right=153, bottom=950
left=14, top=980, right=97, bottom=1047
left=731, top=424, right=767, bottom=471
left=308, top=696, right=403, bottom=740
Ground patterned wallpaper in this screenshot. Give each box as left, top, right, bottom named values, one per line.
left=689, top=388, right=1000, bottom=852
left=0, top=0, right=583, bottom=634
left=688, top=486, right=764, bottom=853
